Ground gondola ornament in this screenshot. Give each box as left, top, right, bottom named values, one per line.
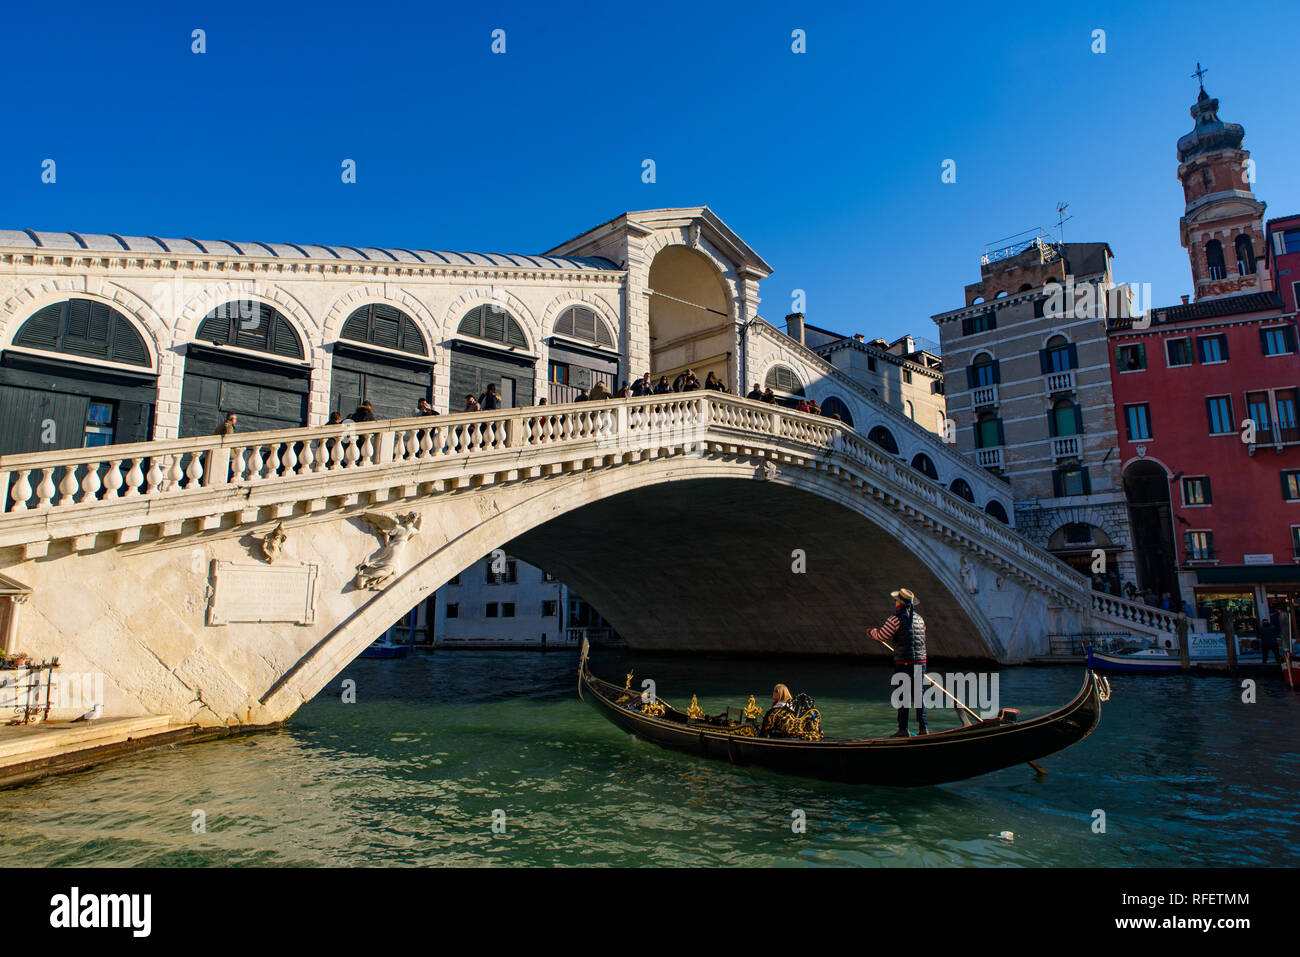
left=686, top=695, right=704, bottom=719
left=742, top=695, right=762, bottom=720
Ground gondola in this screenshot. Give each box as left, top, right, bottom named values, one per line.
left=578, top=641, right=1108, bottom=786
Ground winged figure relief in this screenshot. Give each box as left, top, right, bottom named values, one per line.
left=354, top=511, right=422, bottom=591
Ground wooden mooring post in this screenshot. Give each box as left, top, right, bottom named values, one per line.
left=1223, top=614, right=1238, bottom=673
left=1177, top=614, right=1190, bottom=671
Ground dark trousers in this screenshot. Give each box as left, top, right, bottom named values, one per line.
left=894, top=661, right=929, bottom=734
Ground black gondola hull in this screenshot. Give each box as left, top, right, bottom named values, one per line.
left=579, top=658, right=1104, bottom=787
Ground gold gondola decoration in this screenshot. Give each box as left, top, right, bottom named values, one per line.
left=640, top=695, right=666, bottom=717
left=686, top=695, right=704, bottom=720
left=742, top=695, right=762, bottom=721
left=624, top=671, right=634, bottom=691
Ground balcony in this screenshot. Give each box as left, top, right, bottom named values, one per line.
left=971, top=384, right=998, bottom=408
left=1050, top=435, right=1082, bottom=460
left=1045, top=370, right=1074, bottom=394
left=975, top=447, right=1003, bottom=470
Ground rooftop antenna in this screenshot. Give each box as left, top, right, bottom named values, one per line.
left=1055, top=202, right=1072, bottom=247
left=1191, top=61, right=1208, bottom=95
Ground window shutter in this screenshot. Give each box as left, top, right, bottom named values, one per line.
left=1048, top=410, right=1058, bottom=437
left=1073, top=404, right=1084, bottom=434
left=1039, top=349, right=1050, bottom=375
left=1203, top=476, right=1212, bottom=503
left=1261, top=328, right=1270, bottom=355
left=965, top=365, right=975, bottom=390
left=991, top=359, right=1001, bottom=384
left=995, top=418, right=1005, bottom=445
left=1067, top=343, right=1079, bottom=369
left=1052, top=471, right=1063, bottom=497
left=1287, top=326, right=1298, bottom=353
left=1220, top=336, right=1229, bottom=360
left=987, top=309, right=997, bottom=331
left=961, top=316, right=972, bottom=336
left=1081, top=468, right=1092, bottom=494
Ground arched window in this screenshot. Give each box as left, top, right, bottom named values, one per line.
left=970, top=352, right=998, bottom=388
left=867, top=426, right=898, bottom=454
left=1235, top=235, right=1257, bottom=276
left=1205, top=240, right=1226, bottom=280
left=197, top=301, right=303, bottom=359
left=820, top=396, right=853, bottom=426
left=1050, top=398, right=1083, bottom=437
left=911, top=453, right=938, bottom=480
left=1043, top=335, right=1073, bottom=373
left=341, top=303, right=427, bottom=355
left=1019, top=283, right=1034, bottom=292
left=12, top=298, right=151, bottom=367
left=985, top=500, right=1009, bottom=523
left=458, top=304, right=529, bottom=349
left=765, top=364, right=805, bottom=396
left=950, top=478, right=975, bottom=502
left=905, top=400, right=914, bottom=420
left=553, top=305, right=616, bottom=349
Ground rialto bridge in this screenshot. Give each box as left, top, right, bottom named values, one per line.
left=0, top=392, right=1178, bottom=727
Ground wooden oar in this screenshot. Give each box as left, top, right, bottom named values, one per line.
left=872, top=635, right=1047, bottom=776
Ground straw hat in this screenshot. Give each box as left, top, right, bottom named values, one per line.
left=890, top=588, right=917, bottom=604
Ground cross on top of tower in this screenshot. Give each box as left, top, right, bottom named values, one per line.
left=1191, top=62, right=1208, bottom=96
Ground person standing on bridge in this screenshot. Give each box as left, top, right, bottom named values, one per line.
left=867, top=587, right=928, bottom=737
left=480, top=383, right=503, bottom=411
left=214, top=413, right=237, bottom=436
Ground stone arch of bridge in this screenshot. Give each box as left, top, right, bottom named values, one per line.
left=262, top=457, right=1001, bottom=715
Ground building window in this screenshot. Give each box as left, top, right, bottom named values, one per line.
left=1124, top=404, right=1152, bottom=441
left=950, top=478, right=975, bottom=502
left=1284, top=230, right=1300, bottom=254
left=1050, top=399, right=1083, bottom=437
left=1235, top=235, right=1257, bottom=276
left=1284, top=470, right=1300, bottom=501
left=1247, top=391, right=1273, bottom=441
left=867, top=356, right=877, bottom=372
left=1185, top=530, right=1215, bottom=561
left=1115, top=343, right=1146, bottom=372
left=1197, top=334, right=1228, bottom=363
left=765, top=364, right=805, bottom=396
left=902, top=368, right=913, bottom=384
left=542, top=570, right=557, bottom=582
left=969, top=354, right=999, bottom=388
left=1206, top=240, right=1226, bottom=281
left=1261, top=325, right=1297, bottom=356
left=1183, top=476, right=1212, bottom=505
left=1043, top=337, right=1075, bottom=372
left=1165, top=338, right=1193, bottom=367
left=963, top=311, right=997, bottom=335
left=1292, top=526, right=1300, bottom=559
left=974, top=414, right=1003, bottom=449
left=911, top=453, right=939, bottom=480
left=485, top=602, right=499, bottom=618
left=501, top=602, right=516, bottom=618
left=984, top=500, right=1009, bottom=523
left=484, top=558, right=518, bottom=584
left=1063, top=523, right=1093, bottom=545
left=549, top=361, right=570, bottom=384
left=1053, top=467, right=1091, bottom=497
left=1206, top=395, right=1234, bottom=434
left=1277, top=389, right=1299, bottom=443
left=83, top=401, right=115, bottom=447
left=868, top=426, right=900, bottom=454
left=448, top=574, right=460, bottom=586
left=542, top=600, right=557, bottom=617
left=445, top=603, right=459, bottom=619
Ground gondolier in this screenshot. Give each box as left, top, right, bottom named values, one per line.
left=867, top=588, right=928, bottom=737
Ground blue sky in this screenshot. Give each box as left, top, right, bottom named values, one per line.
left=3, top=0, right=1295, bottom=347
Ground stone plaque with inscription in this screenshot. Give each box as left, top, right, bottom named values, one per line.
left=207, top=561, right=319, bottom=626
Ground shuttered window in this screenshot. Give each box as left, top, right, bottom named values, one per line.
left=765, top=364, right=805, bottom=395
left=553, top=306, right=616, bottom=350
left=196, top=303, right=304, bottom=360
left=13, top=299, right=151, bottom=368
left=458, top=305, right=528, bottom=348
left=341, top=304, right=428, bottom=355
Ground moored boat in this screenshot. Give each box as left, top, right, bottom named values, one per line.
left=577, top=641, right=1107, bottom=787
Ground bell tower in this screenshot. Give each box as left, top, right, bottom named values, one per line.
left=1176, top=65, right=1269, bottom=301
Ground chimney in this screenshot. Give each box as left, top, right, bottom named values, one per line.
left=785, top=313, right=805, bottom=345
left=1181, top=295, right=1190, bottom=305
left=853, top=333, right=865, bottom=342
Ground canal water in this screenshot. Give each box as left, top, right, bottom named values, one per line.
left=0, top=649, right=1296, bottom=867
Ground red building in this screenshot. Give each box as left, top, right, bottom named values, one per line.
left=1107, top=84, right=1300, bottom=641
left=1266, top=214, right=1300, bottom=313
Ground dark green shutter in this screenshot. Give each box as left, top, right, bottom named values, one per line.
left=961, top=316, right=972, bottom=336
left=991, top=359, right=1001, bottom=384
left=1073, top=404, right=1084, bottom=434
left=1067, top=343, right=1079, bottom=369
left=965, top=365, right=975, bottom=389
left=1039, top=349, right=1051, bottom=374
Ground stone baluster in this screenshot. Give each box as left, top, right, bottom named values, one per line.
left=57, top=466, right=80, bottom=506
left=343, top=437, right=360, bottom=468
left=35, top=468, right=57, bottom=508
left=282, top=442, right=299, bottom=476
left=10, top=469, right=32, bottom=511
left=420, top=428, right=434, bottom=458
left=329, top=437, right=344, bottom=470
left=248, top=446, right=265, bottom=481
left=124, top=459, right=145, bottom=496
left=359, top=432, right=374, bottom=465
left=102, top=460, right=124, bottom=500
left=299, top=440, right=315, bottom=474
left=265, top=444, right=282, bottom=478
left=185, top=453, right=205, bottom=489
